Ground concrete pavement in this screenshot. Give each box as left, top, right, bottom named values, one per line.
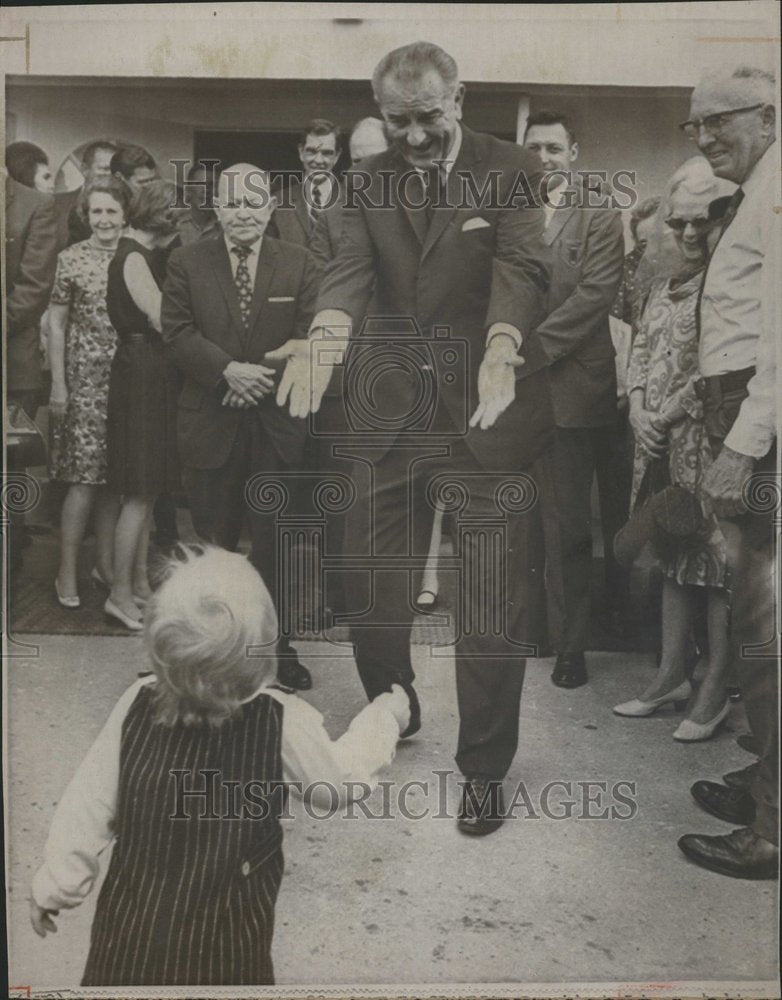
left=5, top=627, right=778, bottom=992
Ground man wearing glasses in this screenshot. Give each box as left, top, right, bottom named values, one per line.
left=676, top=66, right=778, bottom=880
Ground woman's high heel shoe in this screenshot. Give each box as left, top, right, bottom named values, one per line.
left=673, top=700, right=731, bottom=742
left=613, top=679, right=692, bottom=717
left=55, top=579, right=80, bottom=610
left=104, top=598, right=143, bottom=632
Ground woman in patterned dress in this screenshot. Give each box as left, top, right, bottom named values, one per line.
left=613, top=159, right=733, bottom=741
left=48, top=177, right=132, bottom=608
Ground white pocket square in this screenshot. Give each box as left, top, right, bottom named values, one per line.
left=268, top=296, right=295, bottom=303
left=462, top=217, right=491, bottom=232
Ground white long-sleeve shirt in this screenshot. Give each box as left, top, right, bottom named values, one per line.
left=699, top=142, right=779, bottom=458
left=32, top=676, right=401, bottom=912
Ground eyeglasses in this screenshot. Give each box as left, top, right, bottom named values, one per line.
left=664, top=216, right=712, bottom=232
left=679, top=104, right=764, bottom=140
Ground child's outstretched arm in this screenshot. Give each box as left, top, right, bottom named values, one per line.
left=266, top=684, right=410, bottom=810
left=30, top=677, right=155, bottom=936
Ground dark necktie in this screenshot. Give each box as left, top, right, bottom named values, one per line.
left=719, top=186, right=745, bottom=235
left=310, top=183, right=323, bottom=228
left=231, top=244, right=253, bottom=327
left=424, top=167, right=445, bottom=226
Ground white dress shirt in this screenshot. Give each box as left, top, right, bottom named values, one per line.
left=224, top=234, right=262, bottom=290
left=32, top=676, right=400, bottom=912
left=699, top=143, right=778, bottom=458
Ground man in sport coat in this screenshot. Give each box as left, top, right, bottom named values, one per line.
left=523, top=112, right=625, bottom=690
left=267, top=42, right=555, bottom=836
left=161, top=163, right=318, bottom=690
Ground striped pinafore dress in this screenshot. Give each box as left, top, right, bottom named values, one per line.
left=82, top=684, right=285, bottom=986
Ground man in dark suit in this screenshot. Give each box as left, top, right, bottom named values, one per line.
left=161, top=162, right=318, bottom=691
left=268, top=119, right=342, bottom=248
left=5, top=174, right=58, bottom=413
left=522, top=112, right=625, bottom=689
left=310, top=117, right=388, bottom=270
left=267, top=42, right=554, bottom=835
left=5, top=172, right=58, bottom=575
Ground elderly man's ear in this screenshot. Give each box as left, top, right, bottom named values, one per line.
left=760, top=104, right=776, bottom=135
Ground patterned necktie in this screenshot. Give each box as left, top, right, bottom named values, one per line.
left=309, top=183, right=324, bottom=230
left=231, top=244, right=253, bottom=327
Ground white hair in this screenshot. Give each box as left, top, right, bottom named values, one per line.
left=146, top=545, right=278, bottom=727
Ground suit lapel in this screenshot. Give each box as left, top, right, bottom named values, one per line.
left=208, top=237, right=246, bottom=333
left=421, top=127, right=479, bottom=262
left=246, top=238, right=278, bottom=339
left=543, top=200, right=577, bottom=246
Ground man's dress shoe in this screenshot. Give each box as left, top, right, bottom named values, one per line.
left=736, top=733, right=760, bottom=756
left=723, top=762, right=759, bottom=790
left=399, top=683, right=421, bottom=739
left=678, top=827, right=779, bottom=880
left=690, top=780, right=755, bottom=825
left=457, top=778, right=505, bottom=836
left=551, top=652, right=588, bottom=689
left=277, top=647, right=313, bottom=691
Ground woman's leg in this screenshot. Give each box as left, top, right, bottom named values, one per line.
left=109, top=495, right=153, bottom=620
left=93, top=489, right=120, bottom=585
left=417, top=502, right=444, bottom=604
left=686, top=586, right=731, bottom=723
left=639, top=577, right=695, bottom=701
left=132, top=502, right=155, bottom=600
left=57, top=484, right=96, bottom=597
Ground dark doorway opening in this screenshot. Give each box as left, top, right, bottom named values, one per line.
left=193, top=129, right=350, bottom=189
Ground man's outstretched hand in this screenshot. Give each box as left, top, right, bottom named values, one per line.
left=469, top=335, right=526, bottom=430
left=265, top=334, right=345, bottom=419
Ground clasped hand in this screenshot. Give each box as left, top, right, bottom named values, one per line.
left=630, top=406, right=667, bottom=459
left=221, top=360, right=276, bottom=408
left=469, top=337, right=525, bottom=430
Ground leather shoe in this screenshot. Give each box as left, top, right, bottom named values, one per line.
left=690, top=780, right=755, bottom=825
left=551, top=651, right=587, bottom=689
left=736, top=732, right=760, bottom=756
left=277, top=646, right=313, bottom=691
left=678, top=826, right=778, bottom=880
left=723, top=762, right=759, bottom=790
left=457, top=777, right=505, bottom=836
left=399, top=682, right=421, bottom=739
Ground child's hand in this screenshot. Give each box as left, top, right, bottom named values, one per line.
left=382, top=684, right=411, bottom=734
left=30, top=898, right=58, bottom=938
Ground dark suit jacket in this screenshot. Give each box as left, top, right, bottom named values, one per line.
left=535, top=186, right=625, bottom=427
left=268, top=181, right=316, bottom=248
left=309, top=201, right=343, bottom=271
left=161, top=234, right=318, bottom=470
left=5, top=177, right=58, bottom=392
left=316, top=126, right=554, bottom=470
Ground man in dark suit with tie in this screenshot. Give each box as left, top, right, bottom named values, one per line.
left=522, top=112, right=625, bottom=689
left=161, top=162, right=318, bottom=690
left=268, top=119, right=342, bottom=248
left=267, top=42, right=554, bottom=835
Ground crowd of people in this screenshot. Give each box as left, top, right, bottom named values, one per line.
left=4, top=39, right=777, bottom=987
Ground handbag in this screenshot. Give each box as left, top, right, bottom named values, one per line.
left=6, top=403, right=47, bottom=468
left=614, top=455, right=704, bottom=568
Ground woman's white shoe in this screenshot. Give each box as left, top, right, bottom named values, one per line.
left=55, top=579, right=80, bottom=610
left=613, top=679, right=692, bottom=717
left=104, top=597, right=143, bottom=631
left=673, top=700, right=731, bottom=742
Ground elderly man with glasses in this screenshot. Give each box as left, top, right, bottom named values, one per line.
left=675, top=65, right=779, bottom=881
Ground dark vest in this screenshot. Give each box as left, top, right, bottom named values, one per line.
left=82, top=684, right=284, bottom=986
